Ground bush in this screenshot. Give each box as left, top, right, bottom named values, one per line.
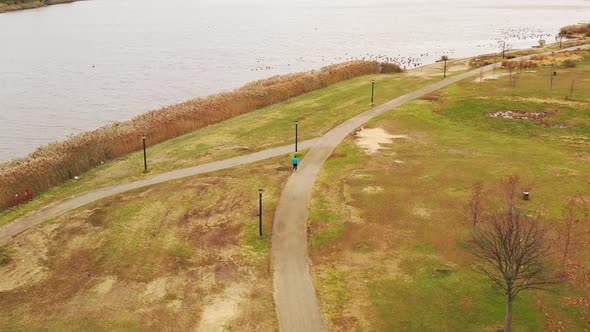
left=0, top=247, right=12, bottom=266
left=560, top=23, right=590, bottom=36
left=563, top=60, right=577, bottom=68
left=379, top=63, right=402, bottom=73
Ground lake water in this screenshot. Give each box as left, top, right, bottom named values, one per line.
left=0, top=0, right=589, bottom=162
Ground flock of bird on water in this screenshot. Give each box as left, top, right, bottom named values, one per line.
left=249, top=26, right=557, bottom=72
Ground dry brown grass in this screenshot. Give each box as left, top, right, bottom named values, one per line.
left=0, top=156, right=288, bottom=330
left=0, top=61, right=396, bottom=212
left=501, top=51, right=585, bottom=69
left=0, top=0, right=79, bottom=13
left=560, top=23, right=590, bottom=37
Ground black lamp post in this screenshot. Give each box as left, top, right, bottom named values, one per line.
left=258, top=188, right=263, bottom=237
left=371, top=80, right=375, bottom=104
left=295, top=120, right=299, bottom=153
left=550, top=71, right=557, bottom=97
left=441, top=55, right=449, bottom=78
left=142, top=135, right=147, bottom=172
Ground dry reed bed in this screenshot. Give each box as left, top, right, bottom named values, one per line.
left=559, top=23, right=590, bottom=36
left=0, top=61, right=398, bottom=211
left=501, top=51, right=586, bottom=69
left=0, top=0, right=80, bottom=13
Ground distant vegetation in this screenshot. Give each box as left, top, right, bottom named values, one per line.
left=0, top=0, right=79, bottom=13
left=559, top=23, right=590, bottom=37
left=0, top=61, right=399, bottom=212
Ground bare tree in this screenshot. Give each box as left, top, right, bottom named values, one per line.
left=503, top=61, right=517, bottom=85
left=466, top=182, right=485, bottom=230
left=473, top=208, right=557, bottom=332
left=499, top=174, right=520, bottom=209
left=560, top=193, right=589, bottom=276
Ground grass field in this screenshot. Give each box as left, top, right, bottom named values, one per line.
left=0, top=70, right=438, bottom=228
left=309, top=49, right=590, bottom=331
left=1, top=41, right=588, bottom=330
left=0, top=156, right=290, bottom=331
left=0, top=62, right=441, bottom=330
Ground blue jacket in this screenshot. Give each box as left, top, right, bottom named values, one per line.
left=293, top=157, right=299, bottom=165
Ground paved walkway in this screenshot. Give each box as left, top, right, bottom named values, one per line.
left=0, top=138, right=320, bottom=246
left=1, top=43, right=587, bottom=331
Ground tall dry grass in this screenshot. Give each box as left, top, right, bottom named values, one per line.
left=0, top=0, right=79, bottom=13
left=0, top=61, right=397, bottom=211
left=501, top=51, right=586, bottom=69
left=560, top=23, right=590, bottom=36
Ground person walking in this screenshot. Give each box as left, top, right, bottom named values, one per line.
left=292, top=155, right=299, bottom=171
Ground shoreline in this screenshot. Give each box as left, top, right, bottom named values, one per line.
left=0, top=34, right=588, bottom=211
left=0, top=61, right=390, bottom=211
left=0, top=0, right=81, bottom=14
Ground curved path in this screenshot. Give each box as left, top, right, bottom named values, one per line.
left=0, top=138, right=320, bottom=246
left=270, top=44, right=590, bottom=331
left=1, top=44, right=587, bottom=331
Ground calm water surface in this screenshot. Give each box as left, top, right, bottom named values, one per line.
left=0, top=0, right=589, bottom=162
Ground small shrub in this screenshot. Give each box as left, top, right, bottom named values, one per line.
left=170, top=243, right=193, bottom=258
left=563, top=60, right=576, bottom=68
left=0, top=247, right=12, bottom=266
left=380, top=63, right=402, bottom=73
left=560, top=23, right=590, bottom=36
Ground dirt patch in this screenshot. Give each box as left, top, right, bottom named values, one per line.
left=143, top=277, right=169, bottom=302
left=182, top=221, right=242, bottom=250
left=478, top=96, right=590, bottom=109
left=474, top=71, right=509, bottom=82
left=196, top=283, right=247, bottom=331
left=420, top=92, right=443, bottom=102
left=0, top=231, right=49, bottom=292
left=411, top=203, right=432, bottom=219
left=354, top=127, right=408, bottom=154
left=86, top=202, right=112, bottom=227
left=362, top=186, right=384, bottom=194
left=487, top=109, right=567, bottom=128
left=93, top=276, right=115, bottom=296
left=214, top=261, right=240, bottom=283
left=408, top=58, right=471, bottom=78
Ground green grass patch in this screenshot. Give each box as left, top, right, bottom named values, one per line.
left=310, top=221, right=345, bottom=249
left=406, top=242, right=437, bottom=254
left=168, top=242, right=194, bottom=259
left=0, top=247, right=14, bottom=266
left=309, top=191, right=345, bottom=249
left=369, top=268, right=541, bottom=331
left=315, top=267, right=350, bottom=323
left=242, top=219, right=271, bottom=257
